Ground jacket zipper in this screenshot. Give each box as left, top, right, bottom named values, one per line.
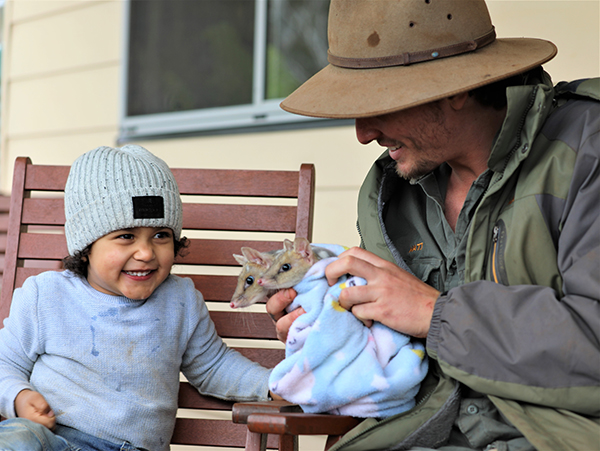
left=491, top=225, right=500, bottom=284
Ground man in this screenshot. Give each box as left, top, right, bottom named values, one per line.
left=267, top=1, right=599, bottom=450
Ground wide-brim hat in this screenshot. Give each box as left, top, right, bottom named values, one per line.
left=281, top=0, right=557, bottom=119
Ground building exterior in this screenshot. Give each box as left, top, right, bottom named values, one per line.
left=0, top=1, right=597, bottom=247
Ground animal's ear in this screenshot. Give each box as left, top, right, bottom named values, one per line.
left=233, top=254, right=247, bottom=265
left=242, top=247, right=272, bottom=267
left=294, top=237, right=312, bottom=259
left=283, top=239, right=294, bottom=251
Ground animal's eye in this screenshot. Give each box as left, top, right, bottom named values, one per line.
left=245, top=276, right=254, bottom=287
left=281, top=263, right=291, bottom=272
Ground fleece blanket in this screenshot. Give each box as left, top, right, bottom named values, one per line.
left=268, top=244, right=428, bottom=418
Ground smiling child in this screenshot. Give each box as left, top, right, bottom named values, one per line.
left=0, top=145, right=271, bottom=451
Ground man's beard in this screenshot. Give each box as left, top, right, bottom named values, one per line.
left=395, top=158, right=440, bottom=181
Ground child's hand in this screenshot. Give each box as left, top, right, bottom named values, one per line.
left=14, top=389, right=56, bottom=430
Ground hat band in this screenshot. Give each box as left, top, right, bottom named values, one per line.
left=328, top=27, right=496, bottom=69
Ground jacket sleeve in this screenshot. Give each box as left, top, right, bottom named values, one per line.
left=0, top=280, right=41, bottom=417
left=427, top=102, right=600, bottom=417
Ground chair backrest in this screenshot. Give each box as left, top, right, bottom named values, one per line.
left=0, top=156, right=315, bottom=448
left=0, top=196, right=10, bottom=290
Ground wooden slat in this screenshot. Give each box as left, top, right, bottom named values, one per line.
left=183, top=274, right=239, bottom=303
left=21, top=198, right=65, bottom=225
left=170, top=418, right=247, bottom=446
left=0, top=196, right=10, bottom=211
left=183, top=204, right=297, bottom=232
left=24, top=164, right=69, bottom=191
left=176, top=239, right=283, bottom=266
left=178, top=382, right=234, bottom=410
left=237, top=347, right=285, bottom=369
left=16, top=267, right=59, bottom=289
left=171, top=418, right=280, bottom=448
left=172, top=168, right=299, bottom=198
left=210, top=311, right=278, bottom=340
left=17, top=233, right=67, bottom=260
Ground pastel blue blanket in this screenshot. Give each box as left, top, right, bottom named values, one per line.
left=268, top=245, right=428, bottom=418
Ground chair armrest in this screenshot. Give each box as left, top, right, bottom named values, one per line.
left=246, top=412, right=361, bottom=436
left=232, top=400, right=302, bottom=424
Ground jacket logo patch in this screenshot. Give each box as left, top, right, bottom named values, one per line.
left=408, top=242, right=423, bottom=253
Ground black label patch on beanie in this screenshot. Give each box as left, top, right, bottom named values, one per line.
left=132, top=196, right=164, bottom=219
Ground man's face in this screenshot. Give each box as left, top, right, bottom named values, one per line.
left=355, top=101, right=454, bottom=180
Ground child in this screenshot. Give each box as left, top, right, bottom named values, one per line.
left=0, top=145, right=271, bottom=451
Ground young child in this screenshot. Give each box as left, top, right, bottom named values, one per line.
left=0, top=145, right=271, bottom=451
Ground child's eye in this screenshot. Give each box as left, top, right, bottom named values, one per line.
left=155, top=230, right=172, bottom=240
left=118, top=233, right=134, bottom=240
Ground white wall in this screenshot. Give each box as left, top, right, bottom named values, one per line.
left=0, top=0, right=598, bottom=247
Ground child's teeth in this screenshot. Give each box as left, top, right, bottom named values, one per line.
left=127, top=271, right=151, bottom=276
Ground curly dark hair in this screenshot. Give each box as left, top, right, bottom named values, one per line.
left=62, top=236, right=190, bottom=278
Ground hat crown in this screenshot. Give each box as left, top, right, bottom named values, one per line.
left=328, top=0, right=493, bottom=65
left=64, top=145, right=183, bottom=255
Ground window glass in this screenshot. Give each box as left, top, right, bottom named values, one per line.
left=266, top=0, right=329, bottom=99
left=127, top=0, right=255, bottom=116
left=122, top=0, right=331, bottom=138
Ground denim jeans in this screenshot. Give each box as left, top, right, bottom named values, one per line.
left=0, top=419, right=145, bottom=451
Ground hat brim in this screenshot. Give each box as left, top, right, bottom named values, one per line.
left=280, top=38, right=557, bottom=119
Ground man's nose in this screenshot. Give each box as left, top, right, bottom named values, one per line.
left=355, top=117, right=381, bottom=145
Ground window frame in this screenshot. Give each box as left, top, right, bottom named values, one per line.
left=119, top=0, right=329, bottom=141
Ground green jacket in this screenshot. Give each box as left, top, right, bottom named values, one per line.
left=350, top=75, right=599, bottom=450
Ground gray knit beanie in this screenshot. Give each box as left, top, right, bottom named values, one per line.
left=64, top=145, right=183, bottom=256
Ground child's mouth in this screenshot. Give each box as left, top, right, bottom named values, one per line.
left=124, top=270, right=153, bottom=277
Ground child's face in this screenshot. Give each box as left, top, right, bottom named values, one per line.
left=86, top=227, right=175, bottom=300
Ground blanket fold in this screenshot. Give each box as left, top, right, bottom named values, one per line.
left=268, top=244, right=428, bottom=418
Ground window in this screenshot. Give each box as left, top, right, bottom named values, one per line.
left=120, top=0, right=331, bottom=140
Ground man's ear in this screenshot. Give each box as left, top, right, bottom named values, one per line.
left=447, top=92, right=469, bottom=111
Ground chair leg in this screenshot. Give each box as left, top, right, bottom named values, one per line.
left=324, top=435, right=342, bottom=451
left=278, top=435, right=298, bottom=451
left=245, top=430, right=267, bottom=451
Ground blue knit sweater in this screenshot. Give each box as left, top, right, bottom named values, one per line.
left=0, top=271, right=270, bottom=450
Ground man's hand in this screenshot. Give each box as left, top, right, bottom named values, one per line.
left=14, top=389, right=56, bottom=430
left=325, top=247, right=439, bottom=338
left=265, top=288, right=305, bottom=343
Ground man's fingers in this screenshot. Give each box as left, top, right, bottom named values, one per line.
left=275, top=307, right=305, bottom=342
left=337, top=284, right=370, bottom=309
left=325, top=254, right=380, bottom=286
left=266, top=288, right=297, bottom=321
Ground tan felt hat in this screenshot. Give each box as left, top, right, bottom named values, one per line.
left=280, top=0, right=557, bottom=119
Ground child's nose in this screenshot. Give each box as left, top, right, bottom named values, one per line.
left=134, top=241, right=155, bottom=260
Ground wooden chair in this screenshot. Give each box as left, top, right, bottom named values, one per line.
left=0, top=156, right=361, bottom=450
left=0, top=196, right=10, bottom=290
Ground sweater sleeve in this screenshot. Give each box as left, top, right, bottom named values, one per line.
left=427, top=100, right=600, bottom=417
left=180, top=287, right=271, bottom=402
left=0, top=278, right=42, bottom=417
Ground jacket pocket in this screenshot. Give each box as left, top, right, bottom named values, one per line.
left=489, top=219, right=509, bottom=285
left=407, top=257, right=443, bottom=288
